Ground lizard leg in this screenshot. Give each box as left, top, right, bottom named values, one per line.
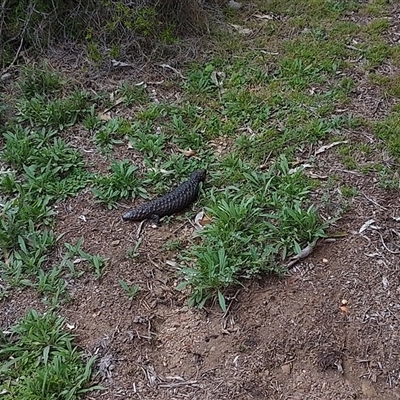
left=149, top=214, right=161, bottom=226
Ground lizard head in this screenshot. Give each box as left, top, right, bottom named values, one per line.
left=191, top=169, right=207, bottom=182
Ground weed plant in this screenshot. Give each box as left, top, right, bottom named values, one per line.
left=1, top=124, right=89, bottom=201
left=93, top=118, right=131, bottom=152
left=0, top=310, right=102, bottom=399
left=118, top=81, right=150, bottom=106
left=0, top=70, right=103, bottom=299
left=178, top=156, right=328, bottom=310
left=16, top=91, right=91, bottom=129
left=128, top=124, right=166, bottom=158
left=64, top=240, right=108, bottom=279
left=119, top=281, right=140, bottom=300
left=18, top=64, right=65, bottom=99
left=374, top=110, right=400, bottom=160
left=92, top=160, right=148, bottom=208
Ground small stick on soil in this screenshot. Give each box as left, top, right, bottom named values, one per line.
left=136, top=220, right=146, bottom=239
left=330, top=168, right=363, bottom=176
left=391, top=228, right=400, bottom=241
left=259, top=151, right=272, bottom=169
left=345, top=44, right=363, bottom=52
left=286, top=240, right=318, bottom=268
left=3, top=36, right=23, bottom=74
left=388, top=373, right=393, bottom=388
left=101, top=98, right=125, bottom=114
left=362, top=193, right=388, bottom=211
left=171, top=220, right=190, bottom=235
left=222, top=289, right=241, bottom=319
left=158, top=63, right=185, bottom=79
left=315, top=140, right=348, bottom=155
left=159, top=380, right=200, bottom=388
left=141, top=365, right=163, bottom=387
left=146, top=254, right=163, bottom=271
left=377, top=231, right=400, bottom=254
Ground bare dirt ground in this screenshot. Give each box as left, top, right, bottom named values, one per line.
left=2, top=3, right=400, bottom=400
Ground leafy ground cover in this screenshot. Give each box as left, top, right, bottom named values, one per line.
left=1, top=0, right=400, bottom=398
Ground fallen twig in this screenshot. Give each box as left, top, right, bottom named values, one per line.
left=159, top=380, right=200, bottom=388
left=377, top=231, right=400, bottom=255
left=222, top=289, right=241, bottom=319
left=158, top=63, right=185, bottom=79
left=286, top=240, right=318, bottom=268
left=136, top=220, right=146, bottom=239
left=362, top=193, right=388, bottom=211
left=359, top=219, right=376, bottom=234
left=331, top=168, right=362, bottom=176
left=315, top=140, right=348, bottom=155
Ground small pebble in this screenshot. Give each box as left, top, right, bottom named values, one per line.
left=361, top=382, right=377, bottom=397
left=281, top=363, right=292, bottom=374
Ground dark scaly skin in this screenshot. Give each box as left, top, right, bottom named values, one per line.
left=122, top=169, right=206, bottom=224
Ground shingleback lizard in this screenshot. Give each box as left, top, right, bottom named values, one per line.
left=122, top=169, right=206, bottom=224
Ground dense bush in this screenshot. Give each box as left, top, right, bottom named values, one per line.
left=0, top=0, right=212, bottom=68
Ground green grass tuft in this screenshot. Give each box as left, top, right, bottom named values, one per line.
left=18, top=64, right=65, bottom=99
left=374, top=111, right=400, bottom=160
left=179, top=156, right=328, bottom=309
left=0, top=310, right=102, bottom=399
left=92, top=160, right=148, bottom=208
left=16, top=91, right=92, bottom=129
